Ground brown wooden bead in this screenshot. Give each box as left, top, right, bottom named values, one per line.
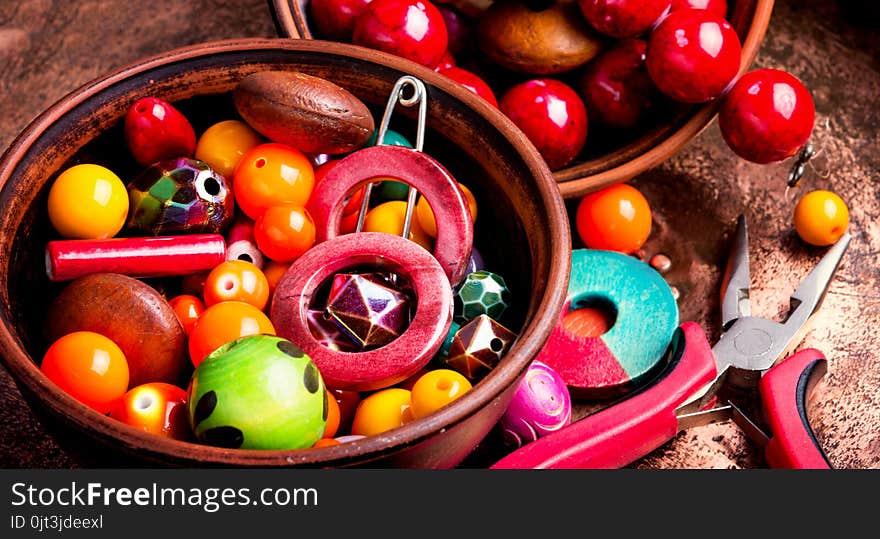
left=477, top=0, right=603, bottom=75
left=233, top=70, right=375, bottom=155
left=44, top=273, right=190, bottom=388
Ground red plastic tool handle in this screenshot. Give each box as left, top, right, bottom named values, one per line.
left=760, top=348, right=832, bottom=469
left=491, top=322, right=718, bottom=469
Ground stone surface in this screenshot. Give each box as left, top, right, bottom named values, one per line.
left=1, top=0, right=878, bottom=469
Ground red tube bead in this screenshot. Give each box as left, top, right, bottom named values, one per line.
left=46, top=234, right=227, bottom=282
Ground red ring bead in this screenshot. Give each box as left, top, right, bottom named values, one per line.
left=308, top=145, right=473, bottom=285
left=271, top=232, right=453, bottom=391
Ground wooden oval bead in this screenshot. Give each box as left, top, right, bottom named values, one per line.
left=477, top=0, right=603, bottom=75
left=44, top=273, right=190, bottom=388
left=233, top=70, right=375, bottom=155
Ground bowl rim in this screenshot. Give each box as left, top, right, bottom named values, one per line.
left=0, top=37, right=571, bottom=467
left=268, top=0, right=776, bottom=199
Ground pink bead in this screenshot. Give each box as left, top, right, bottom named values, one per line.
left=718, top=68, right=815, bottom=164
left=577, top=0, right=671, bottom=38
left=500, top=361, right=572, bottom=448
left=646, top=8, right=742, bottom=103
left=225, top=217, right=265, bottom=268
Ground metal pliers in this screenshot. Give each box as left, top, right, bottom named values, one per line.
left=493, top=216, right=851, bottom=469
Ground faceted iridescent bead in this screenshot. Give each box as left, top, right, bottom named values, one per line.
left=453, top=270, right=510, bottom=325
left=306, top=309, right=358, bottom=353
left=325, top=273, right=412, bottom=350
left=127, top=157, right=234, bottom=235
left=445, top=314, right=516, bottom=379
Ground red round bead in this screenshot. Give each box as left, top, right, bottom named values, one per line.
left=499, top=79, right=588, bottom=170
left=578, top=38, right=655, bottom=129
left=438, top=66, right=498, bottom=107
left=646, top=8, right=742, bottom=103
left=124, top=97, right=196, bottom=166
left=670, top=0, right=727, bottom=18
left=433, top=50, right=457, bottom=72
left=309, top=0, right=372, bottom=41
left=718, top=68, right=815, bottom=164
left=577, top=0, right=671, bottom=38
left=352, top=0, right=449, bottom=68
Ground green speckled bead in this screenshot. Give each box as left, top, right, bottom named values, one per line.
left=453, top=270, right=511, bottom=324
left=187, top=334, right=327, bottom=450
left=367, top=128, right=413, bottom=201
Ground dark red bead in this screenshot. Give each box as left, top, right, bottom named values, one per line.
left=124, top=97, right=196, bottom=166
left=433, top=50, right=457, bottom=72
left=645, top=8, right=741, bottom=103
left=577, top=0, right=671, bottom=38
left=718, top=68, right=815, bottom=164
left=670, top=0, right=727, bottom=18
left=578, top=38, right=655, bottom=128
left=437, top=4, right=473, bottom=55
left=499, top=78, right=588, bottom=170
left=438, top=66, right=498, bottom=107
left=309, top=0, right=373, bottom=41
left=352, top=0, right=449, bottom=68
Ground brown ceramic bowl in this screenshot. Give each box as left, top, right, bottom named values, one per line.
left=0, top=38, right=570, bottom=467
left=270, top=0, right=774, bottom=198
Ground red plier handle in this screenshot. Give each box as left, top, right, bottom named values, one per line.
left=491, top=322, right=716, bottom=469
left=491, top=323, right=832, bottom=469
left=760, top=348, right=831, bottom=469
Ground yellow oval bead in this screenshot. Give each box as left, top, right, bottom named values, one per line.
left=47, top=164, right=129, bottom=239
left=350, top=388, right=413, bottom=437
left=410, top=369, right=473, bottom=419
left=793, top=190, right=849, bottom=246
left=195, top=120, right=264, bottom=179
left=363, top=200, right=434, bottom=251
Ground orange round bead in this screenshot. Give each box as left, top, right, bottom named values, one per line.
left=575, top=183, right=652, bottom=254
left=41, top=331, right=130, bottom=414
left=203, top=260, right=270, bottom=310
left=108, top=382, right=190, bottom=440
left=233, top=142, right=315, bottom=220
left=187, top=301, right=276, bottom=367
left=168, top=294, right=205, bottom=335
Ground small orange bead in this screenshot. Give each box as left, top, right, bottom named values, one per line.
left=254, top=204, right=316, bottom=263
left=793, top=190, right=849, bottom=246
left=416, top=183, right=478, bottom=238
left=168, top=294, right=205, bottom=334
left=323, top=389, right=341, bottom=438
left=575, top=183, right=652, bottom=254
left=233, top=143, right=315, bottom=220
left=188, top=301, right=276, bottom=367
left=41, top=331, right=130, bottom=414
left=203, top=260, right=270, bottom=310
left=263, top=261, right=291, bottom=298
left=313, top=438, right=341, bottom=448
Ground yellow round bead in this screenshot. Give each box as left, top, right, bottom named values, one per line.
left=416, top=183, right=477, bottom=238
left=195, top=120, right=264, bottom=179
left=793, top=190, right=849, bottom=246
left=350, top=388, right=413, bottom=437
left=363, top=200, right=434, bottom=251
left=410, top=369, right=473, bottom=419
left=47, top=164, right=129, bottom=239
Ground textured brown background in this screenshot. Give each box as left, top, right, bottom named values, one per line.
left=0, top=0, right=877, bottom=468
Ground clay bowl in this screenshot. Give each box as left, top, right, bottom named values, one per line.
left=0, top=38, right=570, bottom=467
left=270, top=0, right=774, bottom=198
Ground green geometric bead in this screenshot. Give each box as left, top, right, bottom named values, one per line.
left=453, top=270, right=511, bottom=325
left=187, top=335, right=327, bottom=450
